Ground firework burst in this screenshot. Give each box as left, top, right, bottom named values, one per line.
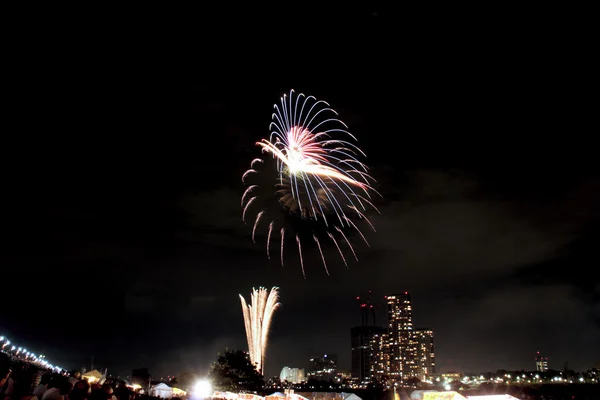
left=242, top=89, right=381, bottom=277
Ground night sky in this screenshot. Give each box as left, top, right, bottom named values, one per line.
left=2, top=5, right=598, bottom=381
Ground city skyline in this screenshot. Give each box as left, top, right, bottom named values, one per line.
left=351, top=292, right=436, bottom=384
left=1, top=5, right=598, bottom=380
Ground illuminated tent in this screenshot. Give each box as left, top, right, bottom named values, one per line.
left=287, top=394, right=309, bottom=400
left=411, top=391, right=466, bottom=400
left=82, top=370, right=103, bottom=384
left=237, top=394, right=264, bottom=400
left=212, top=392, right=239, bottom=400
left=265, top=393, right=285, bottom=399
left=171, top=387, right=187, bottom=397
left=342, top=394, right=362, bottom=400
left=152, top=383, right=173, bottom=399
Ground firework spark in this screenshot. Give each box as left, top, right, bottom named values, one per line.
left=239, top=287, right=281, bottom=374
left=241, top=89, right=381, bottom=277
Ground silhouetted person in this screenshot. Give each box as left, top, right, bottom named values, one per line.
left=41, top=375, right=68, bottom=400
left=32, top=375, right=50, bottom=400
left=11, top=366, right=42, bottom=400
left=89, top=384, right=112, bottom=400
left=69, top=380, right=90, bottom=400
left=112, top=382, right=130, bottom=400
left=0, top=353, right=12, bottom=398
left=68, top=372, right=80, bottom=389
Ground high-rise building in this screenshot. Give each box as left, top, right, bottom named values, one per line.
left=386, top=293, right=417, bottom=382
left=308, top=354, right=337, bottom=381
left=280, top=367, right=305, bottom=384
left=371, top=331, right=390, bottom=379
left=351, top=326, right=386, bottom=381
left=414, top=329, right=435, bottom=381
left=535, top=351, right=548, bottom=371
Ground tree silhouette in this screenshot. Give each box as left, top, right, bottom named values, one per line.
left=208, top=350, right=264, bottom=393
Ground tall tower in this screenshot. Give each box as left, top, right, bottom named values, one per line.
left=352, top=292, right=386, bottom=382
left=386, top=292, right=417, bottom=382
left=356, top=291, right=377, bottom=326
left=239, top=287, right=281, bottom=374
left=414, top=329, right=435, bottom=381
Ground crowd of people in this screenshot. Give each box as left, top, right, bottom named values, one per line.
left=0, top=353, right=136, bottom=400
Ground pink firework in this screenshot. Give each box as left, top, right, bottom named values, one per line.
left=241, top=89, right=381, bottom=277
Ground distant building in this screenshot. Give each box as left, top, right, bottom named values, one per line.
left=351, top=326, right=387, bottom=382
left=534, top=351, right=548, bottom=371
left=441, top=372, right=461, bottom=381
left=351, top=292, right=435, bottom=385
left=336, top=371, right=351, bottom=381
left=372, top=331, right=390, bottom=379
left=386, top=293, right=418, bottom=382
left=414, top=329, right=435, bottom=381
left=309, top=354, right=337, bottom=381
left=280, top=367, right=305, bottom=384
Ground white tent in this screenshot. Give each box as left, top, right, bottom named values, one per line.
left=342, top=394, right=362, bottom=400
left=410, top=391, right=466, bottom=400
left=82, top=370, right=103, bottom=384
left=288, top=394, right=309, bottom=400
left=153, top=383, right=173, bottom=399
left=237, top=394, right=264, bottom=400
left=212, top=392, right=239, bottom=400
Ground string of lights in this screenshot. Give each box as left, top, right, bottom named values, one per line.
left=1, top=335, right=62, bottom=371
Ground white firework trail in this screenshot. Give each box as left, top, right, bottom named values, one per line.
left=296, top=234, right=305, bottom=279
left=239, top=286, right=281, bottom=374
left=252, top=211, right=264, bottom=242
left=280, top=228, right=285, bottom=266
left=266, top=221, right=274, bottom=259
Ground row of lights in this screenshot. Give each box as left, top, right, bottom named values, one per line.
left=1, top=335, right=62, bottom=372
left=458, top=373, right=595, bottom=385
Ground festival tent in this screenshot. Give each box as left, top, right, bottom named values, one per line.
left=153, top=383, right=173, bottom=399
left=212, top=392, right=239, bottom=400
left=410, top=391, right=466, bottom=400
left=288, top=394, right=310, bottom=400
left=237, top=394, right=265, bottom=400
left=82, top=370, right=103, bottom=384
left=342, top=394, right=362, bottom=400
left=265, top=393, right=286, bottom=399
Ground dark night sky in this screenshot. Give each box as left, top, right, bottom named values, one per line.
left=2, top=5, right=598, bottom=380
